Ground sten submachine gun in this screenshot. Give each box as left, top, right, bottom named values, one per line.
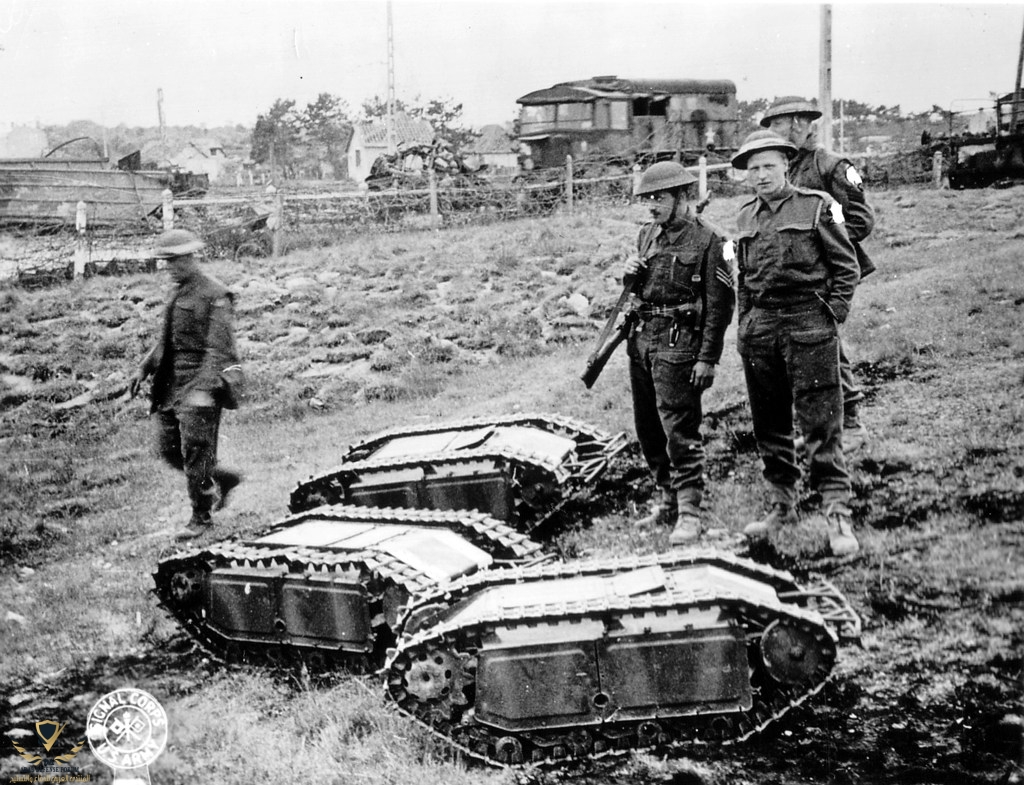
left=581, top=216, right=677, bottom=389
left=580, top=197, right=719, bottom=389
left=580, top=271, right=638, bottom=389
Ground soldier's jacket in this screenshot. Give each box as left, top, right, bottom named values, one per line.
left=735, top=184, right=859, bottom=323
left=141, top=269, right=239, bottom=412
left=634, top=215, right=736, bottom=365
left=789, top=138, right=876, bottom=277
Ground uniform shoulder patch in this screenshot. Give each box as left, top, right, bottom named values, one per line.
left=845, top=165, right=863, bottom=187
left=722, top=239, right=735, bottom=262
left=829, top=201, right=846, bottom=224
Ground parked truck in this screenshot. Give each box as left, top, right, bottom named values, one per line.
left=947, top=90, right=1024, bottom=188
left=515, top=76, right=739, bottom=172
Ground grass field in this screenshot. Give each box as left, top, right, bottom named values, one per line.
left=1, top=185, right=1022, bottom=784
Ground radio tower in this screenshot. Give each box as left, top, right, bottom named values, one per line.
left=386, top=1, right=397, bottom=155
left=157, top=88, right=167, bottom=147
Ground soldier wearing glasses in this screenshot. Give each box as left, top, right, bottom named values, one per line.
left=624, top=161, right=735, bottom=544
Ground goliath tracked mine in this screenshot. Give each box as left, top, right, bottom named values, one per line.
left=288, top=413, right=627, bottom=533
left=155, top=412, right=863, bottom=768
left=153, top=504, right=545, bottom=670
left=385, top=550, right=861, bottom=766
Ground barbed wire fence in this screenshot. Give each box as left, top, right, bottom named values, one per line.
left=2, top=147, right=941, bottom=288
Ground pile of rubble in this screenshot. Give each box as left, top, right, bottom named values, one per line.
left=366, top=139, right=482, bottom=190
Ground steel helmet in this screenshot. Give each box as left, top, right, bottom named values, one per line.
left=636, top=161, right=698, bottom=196
left=153, top=229, right=205, bottom=258
left=760, top=96, right=822, bottom=127
left=730, top=130, right=798, bottom=170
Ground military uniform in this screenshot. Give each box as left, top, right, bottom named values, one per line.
left=628, top=216, right=735, bottom=516
left=140, top=266, right=241, bottom=523
left=735, top=183, right=859, bottom=509
left=761, top=94, right=877, bottom=427
left=788, top=141, right=875, bottom=268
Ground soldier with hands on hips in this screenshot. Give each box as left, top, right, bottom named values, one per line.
left=625, top=161, right=736, bottom=545
left=762, top=97, right=875, bottom=448
left=130, top=229, right=243, bottom=540
left=731, top=130, right=861, bottom=557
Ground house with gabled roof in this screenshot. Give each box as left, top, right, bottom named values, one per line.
left=462, top=124, right=518, bottom=173
left=347, top=111, right=434, bottom=183
left=171, top=138, right=230, bottom=182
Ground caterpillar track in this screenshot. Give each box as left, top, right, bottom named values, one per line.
left=153, top=504, right=544, bottom=671
left=384, top=550, right=861, bottom=767
left=288, top=413, right=628, bottom=533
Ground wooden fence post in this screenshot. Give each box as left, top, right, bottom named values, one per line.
left=631, top=163, right=642, bottom=201
left=162, top=189, right=174, bottom=230
left=932, top=151, right=944, bottom=189
left=267, top=185, right=283, bottom=257
left=74, top=201, right=88, bottom=278
left=698, top=155, right=708, bottom=201
left=429, top=166, right=439, bottom=220
left=565, top=155, right=574, bottom=212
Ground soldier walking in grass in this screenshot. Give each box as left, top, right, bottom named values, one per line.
left=731, top=131, right=861, bottom=557
left=761, top=97, right=876, bottom=450
left=130, top=229, right=243, bottom=539
left=625, top=161, right=735, bottom=545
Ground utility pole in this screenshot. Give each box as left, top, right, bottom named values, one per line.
left=386, top=1, right=397, bottom=155
left=157, top=88, right=167, bottom=147
left=839, top=99, right=845, bottom=153
left=1012, top=12, right=1024, bottom=134
left=819, top=5, right=833, bottom=152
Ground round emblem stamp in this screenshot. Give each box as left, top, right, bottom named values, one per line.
left=87, top=688, right=168, bottom=770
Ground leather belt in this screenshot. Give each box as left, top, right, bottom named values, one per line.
left=751, top=295, right=820, bottom=310
left=636, top=302, right=697, bottom=319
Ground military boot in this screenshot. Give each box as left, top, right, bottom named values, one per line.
left=743, top=502, right=798, bottom=541
left=824, top=502, right=860, bottom=557
left=176, top=511, right=213, bottom=541
left=213, top=469, right=242, bottom=511
left=668, top=496, right=702, bottom=546
left=637, top=488, right=677, bottom=527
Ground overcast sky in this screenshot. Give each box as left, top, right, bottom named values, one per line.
left=0, top=1, right=1020, bottom=130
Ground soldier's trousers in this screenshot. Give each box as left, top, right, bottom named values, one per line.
left=839, top=339, right=864, bottom=419
left=157, top=406, right=231, bottom=516
left=627, top=316, right=704, bottom=508
left=737, top=303, right=850, bottom=507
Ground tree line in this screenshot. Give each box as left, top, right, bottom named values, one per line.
left=737, top=98, right=954, bottom=127
left=34, top=93, right=957, bottom=182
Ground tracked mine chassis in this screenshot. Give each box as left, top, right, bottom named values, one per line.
left=153, top=504, right=544, bottom=670
left=288, top=413, right=627, bottom=533
left=385, top=550, right=861, bottom=766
